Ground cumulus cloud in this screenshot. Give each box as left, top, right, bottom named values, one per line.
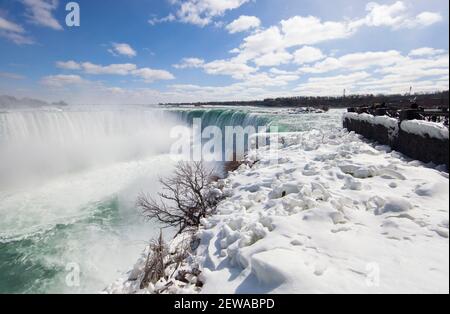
left=150, top=0, right=250, bottom=27
left=56, top=60, right=82, bottom=70
left=0, top=71, right=25, bottom=80
left=33, top=1, right=448, bottom=102
left=108, top=43, right=137, bottom=58
left=360, top=1, right=408, bottom=28
left=294, top=48, right=449, bottom=96
left=41, top=74, right=85, bottom=87
left=409, top=47, right=446, bottom=57
left=293, top=46, right=325, bottom=65
left=281, top=16, right=355, bottom=47
left=173, top=56, right=257, bottom=79
left=300, top=50, right=404, bottom=73
left=148, top=14, right=176, bottom=26
left=203, top=59, right=257, bottom=79
left=54, top=61, right=175, bottom=82
left=22, top=0, right=62, bottom=30
left=294, top=71, right=372, bottom=96
left=234, top=26, right=285, bottom=63
left=173, top=58, right=205, bottom=69
left=253, top=51, right=292, bottom=67
left=226, top=15, right=261, bottom=33
left=131, top=68, right=175, bottom=82
left=412, top=12, right=442, bottom=27
left=36, top=48, right=450, bottom=103
left=223, top=1, right=442, bottom=68
left=173, top=49, right=447, bottom=97
left=0, top=16, right=33, bottom=44
left=358, top=1, right=442, bottom=29
left=81, top=62, right=138, bottom=75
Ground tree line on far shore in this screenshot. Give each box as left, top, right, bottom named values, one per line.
left=161, top=90, right=449, bottom=109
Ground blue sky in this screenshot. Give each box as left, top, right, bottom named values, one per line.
left=0, top=0, right=448, bottom=104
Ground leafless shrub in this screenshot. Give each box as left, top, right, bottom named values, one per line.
left=224, top=160, right=242, bottom=174
left=140, top=230, right=167, bottom=289
left=140, top=231, right=203, bottom=292
left=137, top=161, right=223, bottom=237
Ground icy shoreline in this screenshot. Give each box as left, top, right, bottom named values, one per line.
left=106, top=127, right=449, bottom=294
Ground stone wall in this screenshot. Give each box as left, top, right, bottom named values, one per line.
left=343, top=114, right=449, bottom=169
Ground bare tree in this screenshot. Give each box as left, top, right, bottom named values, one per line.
left=137, top=161, right=222, bottom=237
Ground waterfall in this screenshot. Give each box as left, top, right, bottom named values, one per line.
left=170, top=108, right=273, bottom=130
left=0, top=108, right=180, bottom=190
left=0, top=105, right=342, bottom=293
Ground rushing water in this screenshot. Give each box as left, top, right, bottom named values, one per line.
left=0, top=106, right=343, bottom=294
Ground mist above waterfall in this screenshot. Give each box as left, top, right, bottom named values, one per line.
left=0, top=105, right=185, bottom=293
left=0, top=106, right=179, bottom=190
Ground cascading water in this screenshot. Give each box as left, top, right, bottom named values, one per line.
left=0, top=108, right=179, bottom=190
left=0, top=105, right=342, bottom=293
left=0, top=107, right=183, bottom=293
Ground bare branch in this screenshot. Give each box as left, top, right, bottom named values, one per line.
left=137, top=161, right=223, bottom=237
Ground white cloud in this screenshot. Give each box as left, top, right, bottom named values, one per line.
left=54, top=61, right=175, bottom=82
left=32, top=48, right=450, bottom=103
left=376, top=53, right=449, bottom=77
left=173, top=58, right=205, bottom=69
left=0, top=16, right=33, bottom=44
left=0, top=71, right=25, bottom=80
left=253, top=51, right=292, bottom=67
left=409, top=47, right=445, bottom=57
left=294, top=49, right=449, bottom=96
left=151, top=0, right=250, bottom=27
left=81, top=62, right=138, bottom=75
left=413, top=12, right=443, bottom=27
left=268, top=68, right=298, bottom=76
left=22, top=0, right=62, bottom=30
left=293, top=46, right=325, bottom=65
left=173, top=56, right=257, bottom=79
left=295, top=71, right=372, bottom=96
left=361, top=1, right=407, bottom=27
left=226, top=15, right=261, bottom=33
left=203, top=59, right=257, bottom=79
left=356, top=1, right=442, bottom=29
left=109, top=43, right=137, bottom=58
left=308, top=71, right=371, bottom=85
left=56, top=60, right=82, bottom=70
left=131, top=68, right=175, bottom=82
left=300, top=50, right=404, bottom=73
left=0, top=17, right=24, bottom=33
left=241, top=72, right=299, bottom=87
left=235, top=26, right=285, bottom=63
left=171, top=46, right=448, bottom=97
left=148, top=14, right=176, bottom=26
left=281, top=16, right=355, bottom=47
left=226, top=1, right=442, bottom=68
left=41, top=74, right=85, bottom=87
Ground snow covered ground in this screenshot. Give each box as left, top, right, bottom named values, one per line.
left=107, top=126, right=449, bottom=294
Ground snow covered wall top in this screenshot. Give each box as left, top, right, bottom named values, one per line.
left=343, top=112, right=449, bottom=168
left=344, top=112, right=449, bottom=140
left=401, top=120, right=449, bottom=140
left=343, top=112, right=399, bottom=130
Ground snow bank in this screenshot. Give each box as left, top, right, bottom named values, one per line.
left=108, top=126, right=449, bottom=294
left=400, top=120, right=449, bottom=140
left=196, top=129, right=449, bottom=294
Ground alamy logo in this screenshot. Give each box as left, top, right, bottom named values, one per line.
left=65, top=2, right=80, bottom=27
left=65, top=262, right=80, bottom=287
left=169, top=119, right=279, bottom=162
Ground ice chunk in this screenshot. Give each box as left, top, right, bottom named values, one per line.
left=375, top=197, right=412, bottom=215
